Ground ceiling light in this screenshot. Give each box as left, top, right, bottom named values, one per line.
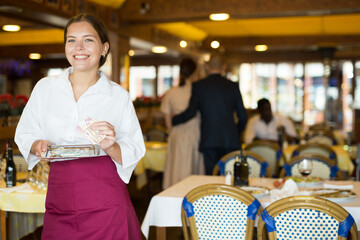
left=255, top=45, right=268, bottom=52
left=211, top=41, right=220, bottom=49
left=29, top=53, right=41, bottom=60
left=128, top=50, right=135, bottom=56
left=179, top=40, right=187, bottom=48
left=2, top=24, right=21, bottom=32
left=209, top=13, right=229, bottom=21
left=151, top=46, right=167, bottom=53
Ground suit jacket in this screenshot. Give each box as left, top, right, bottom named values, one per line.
left=172, top=73, right=247, bottom=151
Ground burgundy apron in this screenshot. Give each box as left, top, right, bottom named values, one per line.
left=42, top=156, right=141, bottom=240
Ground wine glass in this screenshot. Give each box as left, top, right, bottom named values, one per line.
left=298, top=158, right=313, bottom=184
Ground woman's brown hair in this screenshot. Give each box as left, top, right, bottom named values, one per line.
left=179, top=58, right=197, bottom=87
left=64, top=13, right=110, bottom=67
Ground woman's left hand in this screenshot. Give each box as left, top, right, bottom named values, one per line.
left=93, top=121, right=117, bottom=151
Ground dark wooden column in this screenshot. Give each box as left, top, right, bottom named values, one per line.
left=109, top=32, right=130, bottom=87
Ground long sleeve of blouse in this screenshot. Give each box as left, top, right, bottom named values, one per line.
left=15, top=68, right=145, bottom=183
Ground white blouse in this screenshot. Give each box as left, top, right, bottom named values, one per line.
left=15, top=67, right=145, bottom=183
left=244, top=114, right=297, bottom=144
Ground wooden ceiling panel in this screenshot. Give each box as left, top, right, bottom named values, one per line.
left=183, top=14, right=360, bottom=38
left=117, top=0, right=360, bottom=23
left=323, top=14, right=360, bottom=34
left=0, top=29, right=63, bottom=46
left=1, top=0, right=360, bottom=61
left=87, top=0, right=126, bottom=8
left=155, top=22, right=208, bottom=41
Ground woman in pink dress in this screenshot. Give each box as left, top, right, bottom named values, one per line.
left=15, top=14, right=145, bottom=239
left=160, top=58, right=204, bottom=189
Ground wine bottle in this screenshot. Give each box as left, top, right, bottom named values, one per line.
left=277, top=126, right=284, bottom=148
left=240, top=153, right=249, bottom=186
left=5, top=141, right=16, bottom=188
left=233, top=155, right=241, bottom=186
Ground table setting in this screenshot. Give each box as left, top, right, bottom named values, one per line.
left=0, top=161, right=47, bottom=240
left=141, top=175, right=360, bottom=240
left=283, top=144, right=355, bottom=175
left=249, top=177, right=359, bottom=206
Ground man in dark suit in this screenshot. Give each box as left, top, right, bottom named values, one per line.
left=172, top=54, right=247, bottom=175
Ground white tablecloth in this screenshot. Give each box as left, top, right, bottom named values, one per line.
left=141, top=175, right=360, bottom=239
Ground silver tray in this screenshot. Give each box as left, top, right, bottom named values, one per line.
left=41, top=144, right=100, bottom=159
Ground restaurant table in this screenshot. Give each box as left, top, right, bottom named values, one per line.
left=283, top=144, right=355, bottom=175
left=141, top=175, right=360, bottom=240
left=134, top=141, right=167, bottom=189
left=0, top=179, right=46, bottom=240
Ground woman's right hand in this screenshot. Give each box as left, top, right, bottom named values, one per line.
left=31, top=140, right=51, bottom=160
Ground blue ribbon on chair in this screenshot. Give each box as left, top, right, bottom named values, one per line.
left=260, top=161, right=268, bottom=177
left=282, top=163, right=292, bottom=176
left=276, top=149, right=282, bottom=161
left=182, top=197, right=194, bottom=218
left=292, top=150, right=299, bottom=157
left=217, top=160, right=226, bottom=175
left=247, top=198, right=261, bottom=220
left=330, top=164, right=339, bottom=178
left=338, top=213, right=355, bottom=238
left=261, top=209, right=276, bottom=232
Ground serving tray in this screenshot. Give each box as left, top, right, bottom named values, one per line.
left=41, top=144, right=100, bottom=159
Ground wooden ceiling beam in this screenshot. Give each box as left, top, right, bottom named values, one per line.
left=118, top=0, right=360, bottom=23
left=0, top=44, right=65, bottom=58
left=0, top=0, right=70, bottom=28
left=202, top=35, right=360, bottom=49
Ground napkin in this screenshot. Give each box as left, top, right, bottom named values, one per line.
left=323, top=183, right=354, bottom=190
left=0, top=183, right=36, bottom=194
left=270, top=179, right=311, bottom=201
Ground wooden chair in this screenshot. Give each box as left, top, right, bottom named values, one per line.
left=13, top=153, right=28, bottom=173
left=279, top=153, right=342, bottom=180
left=291, top=143, right=337, bottom=162
left=245, top=140, right=284, bottom=177
left=144, top=125, right=168, bottom=142
left=257, top=195, right=358, bottom=240
left=306, top=130, right=337, bottom=146
left=181, top=184, right=263, bottom=240
left=309, top=122, right=334, bottom=132
left=212, top=150, right=271, bottom=177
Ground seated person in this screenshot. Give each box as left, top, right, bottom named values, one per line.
left=244, top=98, right=298, bottom=145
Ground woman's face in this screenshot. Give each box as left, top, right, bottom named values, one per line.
left=65, top=21, right=108, bottom=73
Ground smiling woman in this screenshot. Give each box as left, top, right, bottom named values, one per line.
left=15, top=13, right=146, bottom=240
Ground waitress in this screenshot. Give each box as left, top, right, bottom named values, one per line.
left=15, top=13, right=145, bottom=239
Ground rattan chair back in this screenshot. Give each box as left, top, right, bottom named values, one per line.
left=181, top=184, right=263, bottom=240
left=279, top=153, right=341, bottom=180
left=212, top=150, right=271, bottom=177
left=257, top=195, right=358, bottom=240
left=291, top=143, right=337, bottom=162
left=144, top=125, right=168, bottom=142
left=245, top=140, right=283, bottom=177
left=307, top=130, right=337, bottom=146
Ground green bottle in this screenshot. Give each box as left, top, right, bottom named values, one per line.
left=240, top=153, right=249, bottom=186
left=233, top=155, right=241, bottom=186
left=5, top=141, right=16, bottom=188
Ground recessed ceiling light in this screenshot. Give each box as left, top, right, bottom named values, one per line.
left=29, top=53, right=41, bottom=60
left=151, top=46, right=167, bottom=53
left=2, top=24, right=21, bottom=32
left=179, top=40, right=187, bottom=48
left=211, top=41, right=220, bottom=49
left=255, top=45, right=268, bottom=52
left=209, top=13, right=229, bottom=21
